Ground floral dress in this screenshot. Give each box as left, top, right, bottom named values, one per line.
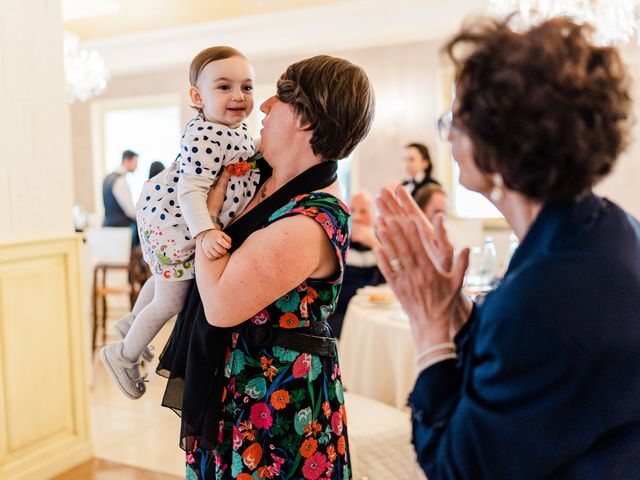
left=186, top=192, right=352, bottom=480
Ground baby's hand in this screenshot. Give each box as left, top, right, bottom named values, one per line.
left=200, top=229, right=232, bottom=260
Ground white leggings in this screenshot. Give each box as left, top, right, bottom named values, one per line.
left=122, top=276, right=191, bottom=362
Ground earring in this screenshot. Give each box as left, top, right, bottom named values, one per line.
left=489, top=174, right=504, bottom=203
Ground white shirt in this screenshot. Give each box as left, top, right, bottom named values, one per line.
left=112, top=166, right=137, bottom=220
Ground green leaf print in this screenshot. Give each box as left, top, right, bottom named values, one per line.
left=319, top=425, right=332, bottom=445
left=231, top=451, right=243, bottom=477
left=294, top=407, right=312, bottom=435
left=269, top=200, right=297, bottom=221
left=308, top=355, right=322, bottom=381
left=335, top=379, right=345, bottom=404
left=245, top=377, right=267, bottom=400
left=271, top=417, right=288, bottom=437
left=328, top=384, right=336, bottom=401
left=275, top=289, right=301, bottom=312
left=320, top=304, right=334, bottom=320
left=186, top=465, right=198, bottom=480
left=317, top=288, right=332, bottom=302
left=273, top=346, right=300, bottom=363
left=290, top=388, right=306, bottom=409
left=225, top=349, right=246, bottom=377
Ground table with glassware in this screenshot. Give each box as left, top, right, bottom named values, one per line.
left=337, top=286, right=418, bottom=410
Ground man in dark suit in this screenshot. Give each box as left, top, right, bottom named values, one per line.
left=102, top=149, right=139, bottom=244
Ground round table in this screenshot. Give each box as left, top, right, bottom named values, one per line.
left=337, top=289, right=418, bottom=410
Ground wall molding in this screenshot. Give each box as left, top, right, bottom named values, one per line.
left=83, top=0, right=488, bottom=75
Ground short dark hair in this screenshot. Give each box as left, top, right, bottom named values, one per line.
left=276, top=55, right=375, bottom=161
left=444, top=17, right=633, bottom=203
left=122, top=150, right=138, bottom=162
left=415, top=184, right=446, bottom=211
left=148, top=161, right=165, bottom=179
left=405, top=142, right=433, bottom=178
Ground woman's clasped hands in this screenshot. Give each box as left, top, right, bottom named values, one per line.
left=374, top=187, right=473, bottom=360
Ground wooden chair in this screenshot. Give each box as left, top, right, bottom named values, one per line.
left=86, top=227, right=142, bottom=353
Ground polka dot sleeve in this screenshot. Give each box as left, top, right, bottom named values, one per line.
left=177, top=117, right=235, bottom=239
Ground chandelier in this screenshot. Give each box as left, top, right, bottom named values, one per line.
left=488, top=0, right=640, bottom=45
left=63, top=31, right=110, bottom=103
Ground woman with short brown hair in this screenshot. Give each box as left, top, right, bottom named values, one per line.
left=158, top=54, right=374, bottom=479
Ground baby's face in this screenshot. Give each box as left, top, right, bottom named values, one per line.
left=191, top=56, right=254, bottom=128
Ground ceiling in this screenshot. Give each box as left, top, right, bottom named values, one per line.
left=63, top=0, right=491, bottom=76
left=63, top=0, right=349, bottom=40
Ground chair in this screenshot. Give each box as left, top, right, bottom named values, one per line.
left=86, top=227, right=142, bottom=353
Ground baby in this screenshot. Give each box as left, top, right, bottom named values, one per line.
left=100, top=46, right=260, bottom=399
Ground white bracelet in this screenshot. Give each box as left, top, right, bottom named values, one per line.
left=417, top=352, right=457, bottom=372
left=416, top=342, right=456, bottom=363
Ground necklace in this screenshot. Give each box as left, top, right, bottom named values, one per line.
left=259, top=179, right=270, bottom=200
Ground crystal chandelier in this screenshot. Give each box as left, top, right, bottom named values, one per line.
left=63, top=31, right=110, bottom=103
left=488, top=0, right=640, bottom=45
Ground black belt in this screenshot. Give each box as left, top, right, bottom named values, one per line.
left=241, top=320, right=336, bottom=357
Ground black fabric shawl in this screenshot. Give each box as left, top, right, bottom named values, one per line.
left=156, top=156, right=338, bottom=452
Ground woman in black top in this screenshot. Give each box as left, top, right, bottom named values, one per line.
left=401, top=142, right=440, bottom=198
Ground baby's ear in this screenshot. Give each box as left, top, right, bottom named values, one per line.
left=189, top=86, right=203, bottom=108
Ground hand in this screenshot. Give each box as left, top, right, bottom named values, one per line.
left=207, top=169, right=231, bottom=216
left=199, top=229, right=232, bottom=260
left=374, top=188, right=472, bottom=349
left=376, top=186, right=454, bottom=271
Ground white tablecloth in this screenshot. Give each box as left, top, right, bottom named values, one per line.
left=345, top=392, right=426, bottom=480
left=338, top=289, right=418, bottom=409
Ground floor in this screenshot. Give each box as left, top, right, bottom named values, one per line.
left=88, top=315, right=185, bottom=478
left=52, top=458, right=181, bottom=480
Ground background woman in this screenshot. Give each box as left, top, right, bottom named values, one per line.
left=158, top=55, right=375, bottom=479
left=376, top=17, right=640, bottom=479
left=401, top=142, right=440, bottom=198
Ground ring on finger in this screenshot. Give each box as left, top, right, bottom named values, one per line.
left=389, top=257, right=404, bottom=273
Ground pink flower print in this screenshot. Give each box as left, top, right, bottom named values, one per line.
left=331, top=411, right=343, bottom=436
left=271, top=453, right=285, bottom=475
left=302, top=452, right=329, bottom=480
left=249, top=402, right=273, bottom=430
left=315, top=212, right=335, bottom=237
left=233, top=425, right=243, bottom=450
left=186, top=453, right=195, bottom=464
left=292, top=353, right=312, bottom=378
left=331, top=363, right=341, bottom=381
left=217, top=419, right=224, bottom=443
left=251, top=309, right=269, bottom=325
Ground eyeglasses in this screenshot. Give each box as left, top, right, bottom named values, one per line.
left=436, top=110, right=461, bottom=142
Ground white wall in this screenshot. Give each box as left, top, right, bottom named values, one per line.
left=595, top=44, right=640, bottom=219
left=0, top=0, right=74, bottom=244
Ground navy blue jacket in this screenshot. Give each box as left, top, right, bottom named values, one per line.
left=409, top=194, right=640, bottom=479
